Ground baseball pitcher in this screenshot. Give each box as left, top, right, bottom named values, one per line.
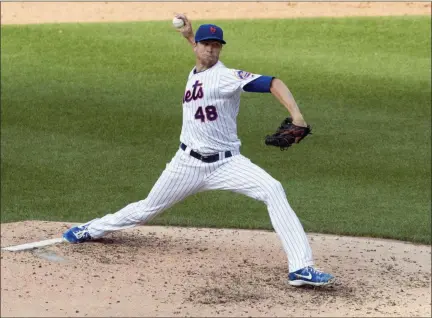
left=63, top=14, right=335, bottom=287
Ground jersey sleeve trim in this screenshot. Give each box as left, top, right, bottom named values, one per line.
left=242, top=76, right=274, bottom=93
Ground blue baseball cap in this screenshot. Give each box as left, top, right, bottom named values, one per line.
left=195, top=24, right=226, bottom=44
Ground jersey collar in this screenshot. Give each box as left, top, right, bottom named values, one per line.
left=193, top=61, right=223, bottom=74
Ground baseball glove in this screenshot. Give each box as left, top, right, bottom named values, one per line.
left=265, top=117, right=312, bottom=151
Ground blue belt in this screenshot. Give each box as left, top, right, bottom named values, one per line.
left=180, top=143, right=232, bottom=163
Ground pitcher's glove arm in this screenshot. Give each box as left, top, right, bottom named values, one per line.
left=265, top=117, right=312, bottom=151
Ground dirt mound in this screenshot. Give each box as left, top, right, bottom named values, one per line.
left=1, top=221, right=430, bottom=317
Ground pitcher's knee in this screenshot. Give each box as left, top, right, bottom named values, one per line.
left=271, top=179, right=285, bottom=194
left=262, top=178, right=286, bottom=199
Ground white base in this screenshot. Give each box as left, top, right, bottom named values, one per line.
left=1, top=238, right=65, bottom=252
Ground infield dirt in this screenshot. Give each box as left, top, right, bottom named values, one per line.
left=1, top=2, right=431, bottom=317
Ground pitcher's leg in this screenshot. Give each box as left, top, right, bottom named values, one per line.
left=65, top=150, right=205, bottom=241
left=203, top=155, right=313, bottom=272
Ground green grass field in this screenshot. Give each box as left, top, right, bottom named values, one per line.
left=1, top=16, right=430, bottom=243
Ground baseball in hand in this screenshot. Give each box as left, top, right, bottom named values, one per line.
left=172, top=17, right=185, bottom=29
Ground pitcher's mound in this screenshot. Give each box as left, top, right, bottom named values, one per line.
left=1, top=221, right=430, bottom=317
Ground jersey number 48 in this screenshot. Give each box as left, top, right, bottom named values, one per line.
left=194, top=105, right=218, bottom=122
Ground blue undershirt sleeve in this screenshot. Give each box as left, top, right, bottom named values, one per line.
left=243, top=76, right=275, bottom=93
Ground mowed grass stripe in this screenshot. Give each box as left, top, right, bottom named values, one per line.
left=1, top=16, right=430, bottom=243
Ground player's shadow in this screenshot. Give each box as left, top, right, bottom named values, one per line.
left=92, top=232, right=176, bottom=250
left=288, top=279, right=358, bottom=300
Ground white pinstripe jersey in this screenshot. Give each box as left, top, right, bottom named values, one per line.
left=179, top=61, right=262, bottom=155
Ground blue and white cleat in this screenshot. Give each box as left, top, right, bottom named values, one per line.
left=63, top=224, right=92, bottom=244
left=288, top=266, right=335, bottom=287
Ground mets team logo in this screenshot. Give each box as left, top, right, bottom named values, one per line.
left=210, top=26, right=217, bottom=33
left=183, top=80, right=204, bottom=104
left=235, top=70, right=252, bottom=80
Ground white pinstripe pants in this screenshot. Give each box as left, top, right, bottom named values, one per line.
left=88, top=149, right=314, bottom=272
